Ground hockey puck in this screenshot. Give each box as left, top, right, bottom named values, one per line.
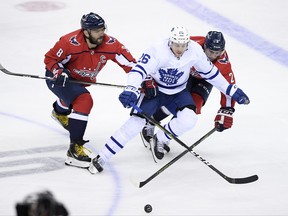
left=144, top=204, right=152, bottom=213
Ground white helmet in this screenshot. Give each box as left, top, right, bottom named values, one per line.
left=169, top=26, right=190, bottom=44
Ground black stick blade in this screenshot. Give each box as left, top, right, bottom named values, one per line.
left=226, top=174, right=258, bottom=184
left=139, top=181, right=147, bottom=188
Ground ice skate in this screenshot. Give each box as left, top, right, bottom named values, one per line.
left=65, top=141, right=91, bottom=168
left=51, top=110, right=69, bottom=130
left=150, top=135, right=170, bottom=160
left=88, top=155, right=105, bottom=174
left=140, top=123, right=155, bottom=148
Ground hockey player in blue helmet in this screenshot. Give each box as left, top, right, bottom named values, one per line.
left=204, top=31, right=225, bottom=61
left=80, top=12, right=107, bottom=46
left=205, top=31, right=225, bottom=50
left=45, top=12, right=136, bottom=169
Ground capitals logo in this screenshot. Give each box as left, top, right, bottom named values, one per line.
left=218, top=56, right=229, bottom=64
left=70, top=35, right=80, bottom=46
left=73, top=68, right=99, bottom=80
left=106, top=36, right=116, bottom=44
left=159, top=68, right=184, bottom=85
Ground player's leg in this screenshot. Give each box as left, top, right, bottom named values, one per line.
left=151, top=89, right=197, bottom=160
left=66, top=92, right=93, bottom=168
left=46, top=74, right=92, bottom=168
left=89, top=95, right=160, bottom=173
left=189, top=78, right=213, bottom=114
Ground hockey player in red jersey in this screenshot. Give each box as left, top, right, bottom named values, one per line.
left=44, top=12, right=136, bottom=168
left=141, top=31, right=238, bottom=148
left=189, top=31, right=235, bottom=116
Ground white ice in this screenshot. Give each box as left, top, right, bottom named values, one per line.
left=0, top=0, right=288, bottom=215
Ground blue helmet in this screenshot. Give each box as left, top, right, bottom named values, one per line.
left=205, top=31, right=225, bottom=51
left=81, top=12, right=105, bottom=30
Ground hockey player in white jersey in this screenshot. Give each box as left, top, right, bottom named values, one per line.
left=88, top=26, right=249, bottom=173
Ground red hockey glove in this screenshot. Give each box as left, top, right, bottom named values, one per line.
left=141, top=77, right=158, bottom=99
left=52, top=68, right=70, bottom=87
left=214, top=107, right=235, bottom=132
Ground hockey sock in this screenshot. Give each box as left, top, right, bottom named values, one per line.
left=69, top=112, right=88, bottom=142
left=100, top=116, right=146, bottom=161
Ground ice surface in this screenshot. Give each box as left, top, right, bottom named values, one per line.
left=1, top=0, right=288, bottom=215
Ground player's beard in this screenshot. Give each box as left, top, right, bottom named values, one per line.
left=88, top=35, right=104, bottom=46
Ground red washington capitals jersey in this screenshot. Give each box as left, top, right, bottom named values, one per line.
left=190, top=36, right=236, bottom=108
left=44, top=29, right=136, bottom=84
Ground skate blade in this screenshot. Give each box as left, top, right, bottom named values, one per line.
left=65, top=157, right=90, bottom=168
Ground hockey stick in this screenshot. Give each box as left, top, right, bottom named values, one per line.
left=0, top=63, right=125, bottom=89
left=131, top=103, right=259, bottom=186
left=139, top=127, right=216, bottom=188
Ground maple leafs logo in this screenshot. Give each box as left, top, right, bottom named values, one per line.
left=159, top=68, right=184, bottom=85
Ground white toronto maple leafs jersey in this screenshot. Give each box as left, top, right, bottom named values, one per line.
left=127, top=38, right=230, bottom=95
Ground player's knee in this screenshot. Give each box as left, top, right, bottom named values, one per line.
left=176, top=107, right=198, bottom=130
left=72, top=93, right=93, bottom=114
left=178, top=104, right=196, bottom=112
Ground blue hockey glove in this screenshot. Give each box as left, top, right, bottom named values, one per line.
left=141, top=77, right=158, bottom=99
left=119, top=85, right=140, bottom=108
left=53, top=68, right=70, bottom=87
left=226, top=84, right=250, bottom=105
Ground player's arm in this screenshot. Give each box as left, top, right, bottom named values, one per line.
left=119, top=49, right=157, bottom=108
left=215, top=60, right=237, bottom=132
left=194, top=51, right=249, bottom=105
left=112, top=39, right=137, bottom=73
left=44, top=39, right=71, bottom=87
left=216, top=54, right=236, bottom=108
left=44, top=38, right=69, bottom=72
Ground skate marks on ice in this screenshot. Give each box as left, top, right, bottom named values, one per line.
left=0, top=145, right=67, bottom=178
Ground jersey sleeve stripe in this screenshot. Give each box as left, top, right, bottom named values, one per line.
left=205, top=69, right=220, bottom=80
left=129, top=69, right=145, bottom=79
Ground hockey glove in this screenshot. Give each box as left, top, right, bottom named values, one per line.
left=119, top=85, right=140, bottom=108
left=214, top=107, right=235, bottom=132
left=141, top=77, right=158, bottom=99
left=53, top=68, right=70, bottom=87
left=226, top=84, right=250, bottom=105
